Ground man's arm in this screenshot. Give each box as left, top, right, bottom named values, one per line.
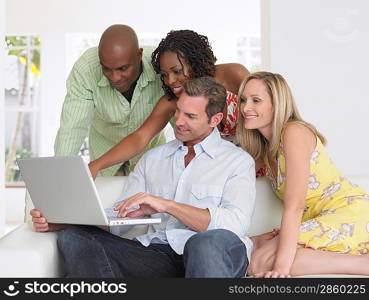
left=149, top=155, right=255, bottom=236
left=116, top=195, right=210, bottom=232
left=113, top=148, right=211, bottom=231
left=54, top=66, right=94, bottom=155
left=116, top=155, right=255, bottom=234
left=205, top=156, right=255, bottom=236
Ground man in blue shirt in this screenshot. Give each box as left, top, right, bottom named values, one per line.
left=35, top=76, right=256, bottom=278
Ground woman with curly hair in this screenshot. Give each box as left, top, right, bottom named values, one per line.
left=88, top=29, right=256, bottom=178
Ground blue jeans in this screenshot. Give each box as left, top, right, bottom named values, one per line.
left=57, top=226, right=248, bottom=278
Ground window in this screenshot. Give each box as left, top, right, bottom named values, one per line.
left=237, top=36, right=261, bottom=72
left=4, top=35, right=41, bottom=185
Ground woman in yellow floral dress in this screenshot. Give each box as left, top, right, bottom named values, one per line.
left=237, top=71, right=369, bottom=277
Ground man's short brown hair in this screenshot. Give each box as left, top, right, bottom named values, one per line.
left=183, top=76, right=226, bottom=121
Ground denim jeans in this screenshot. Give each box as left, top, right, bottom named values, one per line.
left=57, top=226, right=248, bottom=278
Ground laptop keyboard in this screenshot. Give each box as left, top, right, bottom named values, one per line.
left=104, top=206, right=140, bottom=219
left=104, top=207, right=119, bottom=218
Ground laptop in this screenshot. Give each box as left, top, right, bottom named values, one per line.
left=17, top=156, right=161, bottom=226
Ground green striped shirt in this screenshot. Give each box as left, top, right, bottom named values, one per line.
left=54, top=46, right=165, bottom=176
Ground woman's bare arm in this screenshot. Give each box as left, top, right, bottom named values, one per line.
left=214, top=63, right=250, bottom=94
left=89, top=96, right=177, bottom=179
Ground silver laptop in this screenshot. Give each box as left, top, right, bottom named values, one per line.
left=17, top=156, right=161, bottom=226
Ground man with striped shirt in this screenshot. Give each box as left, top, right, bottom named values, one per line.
left=54, top=24, right=165, bottom=176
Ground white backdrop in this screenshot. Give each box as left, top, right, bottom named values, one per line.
left=266, top=0, right=369, bottom=176
left=0, top=0, right=6, bottom=235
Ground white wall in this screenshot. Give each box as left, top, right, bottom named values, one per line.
left=0, top=0, right=6, bottom=235
left=266, top=0, right=369, bottom=176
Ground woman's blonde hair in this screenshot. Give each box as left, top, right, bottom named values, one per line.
left=236, top=71, right=326, bottom=161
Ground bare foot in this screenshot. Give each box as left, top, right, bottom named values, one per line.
left=251, top=231, right=277, bottom=250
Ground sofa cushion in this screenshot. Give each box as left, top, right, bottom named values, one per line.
left=248, top=177, right=283, bottom=236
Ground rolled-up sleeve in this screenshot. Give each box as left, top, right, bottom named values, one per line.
left=206, top=156, right=255, bottom=237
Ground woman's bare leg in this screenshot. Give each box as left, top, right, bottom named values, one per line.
left=291, top=248, right=369, bottom=276
left=249, top=234, right=369, bottom=276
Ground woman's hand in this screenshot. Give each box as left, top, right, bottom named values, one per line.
left=255, top=269, right=291, bottom=278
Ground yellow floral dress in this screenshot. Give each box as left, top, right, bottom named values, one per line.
left=264, top=137, right=369, bottom=255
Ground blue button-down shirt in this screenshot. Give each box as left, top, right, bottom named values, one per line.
left=112, top=128, right=256, bottom=257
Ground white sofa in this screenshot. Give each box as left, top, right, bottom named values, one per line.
left=0, top=175, right=368, bottom=278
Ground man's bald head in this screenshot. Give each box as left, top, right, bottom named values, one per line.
left=98, top=25, right=143, bottom=94
left=99, top=24, right=139, bottom=52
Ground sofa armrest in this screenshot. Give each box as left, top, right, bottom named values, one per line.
left=0, top=223, right=64, bottom=277
left=0, top=222, right=148, bottom=278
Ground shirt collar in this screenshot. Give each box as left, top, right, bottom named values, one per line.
left=97, top=48, right=157, bottom=89
left=97, top=74, right=109, bottom=87
left=137, top=49, right=157, bottom=88
left=164, top=127, right=221, bottom=159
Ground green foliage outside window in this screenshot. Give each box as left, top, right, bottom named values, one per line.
left=4, top=36, right=41, bottom=183
left=5, top=148, right=32, bottom=183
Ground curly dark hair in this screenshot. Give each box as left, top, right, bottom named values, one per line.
left=151, top=30, right=217, bottom=100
